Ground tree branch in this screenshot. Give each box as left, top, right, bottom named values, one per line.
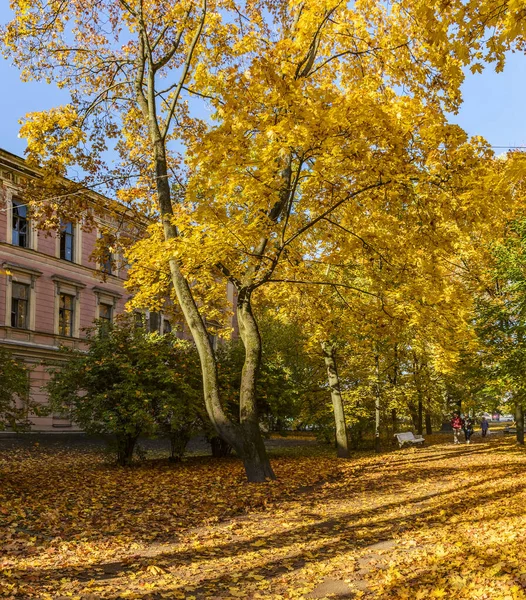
left=264, top=278, right=381, bottom=298
left=321, top=216, right=394, bottom=267
left=282, top=179, right=391, bottom=249
left=161, top=0, right=207, bottom=141
left=153, top=7, right=191, bottom=71
left=309, top=42, right=410, bottom=76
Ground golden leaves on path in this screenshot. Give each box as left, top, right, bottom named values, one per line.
left=2, top=437, right=526, bottom=599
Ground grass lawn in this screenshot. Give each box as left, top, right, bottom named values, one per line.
left=1, top=433, right=525, bottom=599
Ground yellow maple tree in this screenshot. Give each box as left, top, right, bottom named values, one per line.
left=2, top=0, right=521, bottom=481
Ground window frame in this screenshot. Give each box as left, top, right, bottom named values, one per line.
left=58, top=293, right=75, bottom=337
left=52, top=276, right=85, bottom=338
left=162, top=318, right=172, bottom=335
left=93, top=287, right=121, bottom=327
left=59, top=221, right=75, bottom=262
left=11, top=199, right=29, bottom=248
left=99, top=302, right=113, bottom=325
left=3, top=264, right=41, bottom=332
left=102, top=250, right=113, bottom=275
left=11, top=282, right=30, bottom=329
left=148, top=311, right=160, bottom=333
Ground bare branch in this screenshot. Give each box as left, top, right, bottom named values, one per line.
left=161, top=0, right=207, bottom=141
left=280, top=156, right=304, bottom=245
left=295, top=2, right=343, bottom=79
left=80, top=78, right=132, bottom=127
left=182, top=85, right=225, bottom=106
left=117, top=0, right=137, bottom=18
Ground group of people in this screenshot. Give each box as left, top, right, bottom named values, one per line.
left=450, top=413, right=490, bottom=444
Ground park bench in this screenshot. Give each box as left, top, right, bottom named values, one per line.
left=394, top=431, right=425, bottom=448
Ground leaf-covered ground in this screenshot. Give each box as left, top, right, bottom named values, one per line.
left=1, top=433, right=526, bottom=599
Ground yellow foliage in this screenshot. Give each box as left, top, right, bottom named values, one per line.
left=2, top=436, right=526, bottom=598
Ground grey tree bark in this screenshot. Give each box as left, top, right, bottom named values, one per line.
left=389, top=345, right=398, bottom=446
left=374, top=353, right=381, bottom=453
left=132, top=20, right=275, bottom=481
left=236, top=289, right=276, bottom=479
left=321, top=342, right=350, bottom=458
left=413, top=354, right=423, bottom=435
left=425, top=410, right=433, bottom=435
left=417, top=396, right=423, bottom=436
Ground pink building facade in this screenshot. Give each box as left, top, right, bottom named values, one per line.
left=0, top=148, right=144, bottom=431
left=0, top=148, right=238, bottom=432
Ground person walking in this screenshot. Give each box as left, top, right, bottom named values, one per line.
left=481, top=417, right=489, bottom=438
left=451, top=412, right=464, bottom=444
left=464, top=416, right=474, bottom=444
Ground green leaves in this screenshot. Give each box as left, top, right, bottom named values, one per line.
left=475, top=218, right=526, bottom=405
left=46, top=315, right=204, bottom=464
left=0, top=348, right=32, bottom=432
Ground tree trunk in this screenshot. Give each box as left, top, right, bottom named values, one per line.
left=425, top=410, right=433, bottom=435
left=417, top=396, right=423, bottom=436
left=374, top=353, right=381, bottom=454
left=408, top=404, right=418, bottom=431
left=137, top=58, right=274, bottom=482
left=321, top=342, right=349, bottom=458
left=169, top=429, right=191, bottom=462
left=210, top=436, right=232, bottom=457
left=116, top=433, right=138, bottom=466
left=516, top=402, right=524, bottom=445
left=390, top=345, right=398, bottom=445
left=236, top=289, right=276, bottom=480
left=150, top=143, right=273, bottom=481
left=413, top=354, right=423, bottom=435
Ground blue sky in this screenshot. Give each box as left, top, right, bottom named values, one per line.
left=2, top=4, right=526, bottom=157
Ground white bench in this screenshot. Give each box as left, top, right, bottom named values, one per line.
left=395, top=431, right=425, bottom=448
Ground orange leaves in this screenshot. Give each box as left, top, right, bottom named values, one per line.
left=3, top=436, right=526, bottom=597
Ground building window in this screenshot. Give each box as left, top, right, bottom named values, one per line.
left=162, top=319, right=172, bottom=335
left=12, top=200, right=28, bottom=248
left=148, top=311, right=160, bottom=333
left=58, top=293, right=75, bottom=337
left=102, top=251, right=113, bottom=275
left=11, top=282, right=29, bottom=329
left=99, top=303, right=113, bottom=326
left=60, top=222, right=75, bottom=262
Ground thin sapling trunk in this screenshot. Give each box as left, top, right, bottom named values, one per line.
left=321, top=342, right=349, bottom=458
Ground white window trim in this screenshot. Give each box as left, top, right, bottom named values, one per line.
left=55, top=222, right=82, bottom=265
left=3, top=263, right=41, bottom=331
left=51, top=276, right=86, bottom=337
left=7, top=196, right=37, bottom=251
left=93, top=286, right=121, bottom=321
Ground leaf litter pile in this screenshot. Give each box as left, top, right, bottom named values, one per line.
left=1, top=435, right=526, bottom=599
